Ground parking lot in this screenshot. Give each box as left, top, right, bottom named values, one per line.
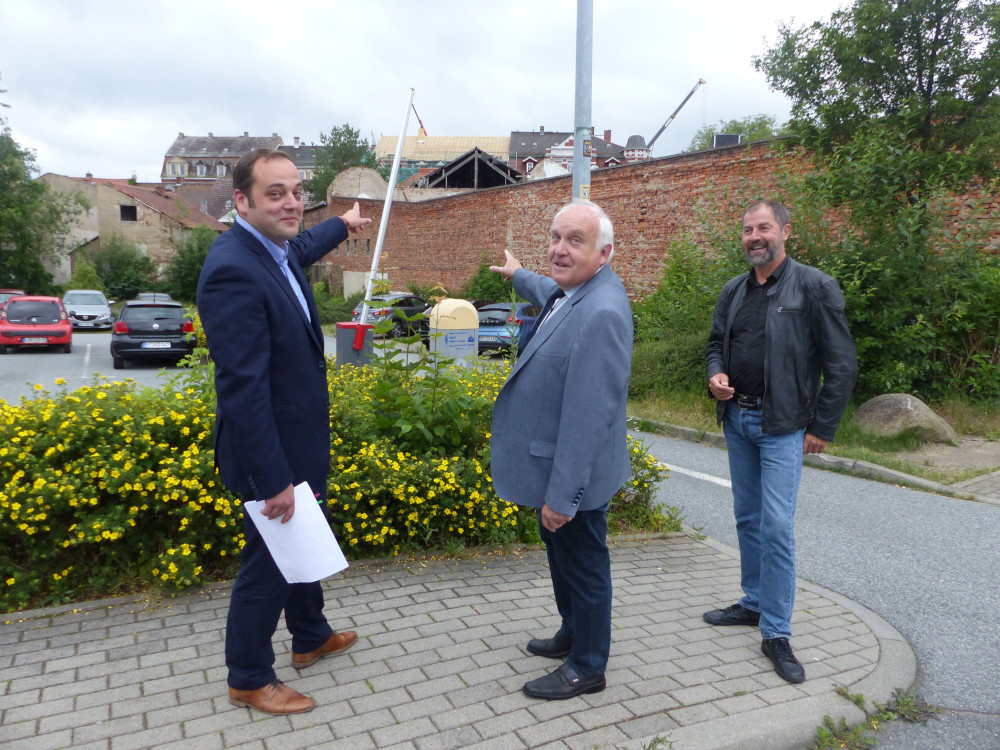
left=0, top=332, right=193, bottom=404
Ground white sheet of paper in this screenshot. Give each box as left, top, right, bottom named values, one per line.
left=244, top=481, right=348, bottom=583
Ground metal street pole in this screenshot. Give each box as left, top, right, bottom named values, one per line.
left=358, top=88, right=414, bottom=336
left=572, top=0, right=593, bottom=201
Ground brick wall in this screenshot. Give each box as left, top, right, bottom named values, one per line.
left=304, top=142, right=826, bottom=299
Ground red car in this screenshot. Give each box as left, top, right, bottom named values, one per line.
left=0, top=296, right=73, bottom=354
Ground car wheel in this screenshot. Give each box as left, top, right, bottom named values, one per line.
left=112, top=355, right=125, bottom=370
left=62, top=342, right=72, bottom=354
left=390, top=320, right=406, bottom=338
left=0, top=345, right=6, bottom=354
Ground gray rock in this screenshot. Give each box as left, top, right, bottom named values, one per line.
left=850, top=393, right=959, bottom=444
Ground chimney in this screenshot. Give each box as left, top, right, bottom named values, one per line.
left=244, top=131, right=249, bottom=137
left=208, top=132, right=213, bottom=138
left=178, top=132, right=184, bottom=137
left=294, top=136, right=300, bottom=147
left=539, top=125, right=545, bottom=133
left=604, top=129, right=611, bottom=142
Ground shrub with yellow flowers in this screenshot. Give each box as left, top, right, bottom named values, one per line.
left=0, top=335, right=671, bottom=614
left=0, top=375, right=242, bottom=612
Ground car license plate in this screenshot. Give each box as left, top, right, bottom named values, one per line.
left=479, top=335, right=498, bottom=342
left=23, top=337, right=47, bottom=344
left=141, top=341, right=171, bottom=349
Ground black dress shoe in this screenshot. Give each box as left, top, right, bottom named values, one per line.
left=522, top=663, right=606, bottom=700
left=703, top=603, right=761, bottom=627
left=526, top=636, right=572, bottom=659
left=761, top=637, right=805, bottom=683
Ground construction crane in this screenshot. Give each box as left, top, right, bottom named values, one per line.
left=412, top=104, right=428, bottom=136
left=647, top=78, right=707, bottom=150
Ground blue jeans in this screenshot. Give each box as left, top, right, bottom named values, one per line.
left=722, top=401, right=803, bottom=640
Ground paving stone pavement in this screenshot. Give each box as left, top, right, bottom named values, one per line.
left=0, top=534, right=913, bottom=750
left=951, top=468, right=1000, bottom=503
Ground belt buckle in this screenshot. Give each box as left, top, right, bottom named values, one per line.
left=736, top=394, right=761, bottom=410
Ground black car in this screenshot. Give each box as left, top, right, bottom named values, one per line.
left=351, top=293, right=427, bottom=337
left=110, top=301, right=195, bottom=369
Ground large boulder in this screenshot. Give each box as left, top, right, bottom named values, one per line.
left=850, top=394, right=958, bottom=444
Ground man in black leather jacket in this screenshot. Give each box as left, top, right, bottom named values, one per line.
left=703, top=200, right=856, bottom=684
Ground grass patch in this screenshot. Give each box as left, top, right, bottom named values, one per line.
left=628, top=390, right=1000, bottom=485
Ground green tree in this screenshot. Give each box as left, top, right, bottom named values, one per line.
left=63, top=257, right=104, bottom=294
left=684, top=114, right=787, bottom=152
left=0, top=77, right=87, bottom=293
left=753, top=0, right=1000, bottom=399
left=755, top=0, right=1000, bottom=194
left=86, top=234, right=156, bottom=301
left=164, top=226, right=217, bottom=302
left=305, top=123, right=383, bottom=201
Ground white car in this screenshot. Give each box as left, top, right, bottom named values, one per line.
left=62, top=289, right=114, bottom=329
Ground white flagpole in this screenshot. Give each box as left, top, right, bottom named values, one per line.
left=356, top=88, right=415, bottom=344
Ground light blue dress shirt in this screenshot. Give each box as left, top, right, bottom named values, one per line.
left=235, top=215, right=311, bottom=322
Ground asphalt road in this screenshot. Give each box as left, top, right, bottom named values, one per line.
left=635, top=430, right=1000, bottom=749
left=0, top=332, right=346, bottom=404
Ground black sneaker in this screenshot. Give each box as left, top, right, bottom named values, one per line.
left=703, top=603, right=761, bottom=627
left=761, top=637, right=805, bottom=683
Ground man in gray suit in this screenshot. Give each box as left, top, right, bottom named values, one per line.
left=489, top=200, right=633, bottom=700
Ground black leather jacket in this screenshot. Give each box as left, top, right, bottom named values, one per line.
left=706, top=257, right=857, bottom=441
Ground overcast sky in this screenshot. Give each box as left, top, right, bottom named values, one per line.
left=0, top=0, right=846, bottom=182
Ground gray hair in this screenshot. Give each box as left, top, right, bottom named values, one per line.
left=742, top=200, right=790, bottom=228
left=554, top=200, right=615, bottom=257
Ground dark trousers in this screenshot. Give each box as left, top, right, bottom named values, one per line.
left=538, top=505, right=612, bottom=677
left=225, top=505, right=333, bottom=690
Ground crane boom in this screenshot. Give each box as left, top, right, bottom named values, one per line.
left=411, top=104, right=428, bottom=135
left=647, top=78, right=706, bottom=149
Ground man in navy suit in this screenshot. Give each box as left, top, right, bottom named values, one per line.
left=197, top=149, right=371, bottom=714
left=489, top=200, right=633, bottom=700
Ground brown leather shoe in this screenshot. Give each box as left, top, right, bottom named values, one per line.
left=228, top=680, right=315, bottom=714
left=292, top=631, right=358, bottom=668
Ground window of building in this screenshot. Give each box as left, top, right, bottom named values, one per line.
left=168, top=163, right=177, bottom=176
left=217, top=164, right=226, bottom=177
left=197, top=163, right=207, bottom=177
left=120, top=205, right=138, bottom=222
left=365, top=239, right=371, bottom=255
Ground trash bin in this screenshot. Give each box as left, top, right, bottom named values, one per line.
left=335, top=321, right=374, bottom=368
left=427, top=299, right=478, bottom=366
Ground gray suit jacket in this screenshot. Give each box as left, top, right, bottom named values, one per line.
left=490, top=264, right=633, bottom=517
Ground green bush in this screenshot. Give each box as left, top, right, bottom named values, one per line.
left=313, top=283, right=363, bottom=326
left=0, top=343, right=672, bottom=613
left=630, top=233, right=746, bottom=398
left=165, top=226, right=217, bottom=302
left=463, top=257, right=515, bottom=301
left=85, top=234, right=156, bottom=300
left=62, top=257, right=104, bottom=295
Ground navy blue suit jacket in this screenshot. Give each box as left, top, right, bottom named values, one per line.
left=197, top=219, right=348, bottom=502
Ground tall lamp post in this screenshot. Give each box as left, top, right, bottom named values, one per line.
left=572, top=0, right=593, bottom=201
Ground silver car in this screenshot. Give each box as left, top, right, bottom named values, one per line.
left=62, top=289, right=114, bottom=329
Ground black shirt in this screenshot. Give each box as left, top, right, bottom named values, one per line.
left=728, top=257, right=788, bottom=398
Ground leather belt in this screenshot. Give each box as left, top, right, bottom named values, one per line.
left=735, top=393, right=762, bottom=410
